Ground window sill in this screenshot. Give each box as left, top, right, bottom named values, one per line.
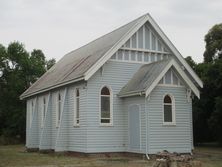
left=100, top=123, right=113, bottom=127
left=163, top=122, right=176, bottom=126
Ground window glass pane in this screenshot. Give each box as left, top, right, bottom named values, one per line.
left=58, top=101, right=61, bottom=121
left=137, top=52, right=142, bottom=61
left=144, top=53, right=149, bottom=62
left=131, top=51, right=136, bottom=61
left=31, top=101, right=34, bottom=119
left=124, top=50, right=129, bottom=61
left=43, top=98, right=46, bottom=119
left=76, top=89, right=79, bottom=97
left=164, top=95, right=172, bottom=103
left=164, top=105, right=172, bottom=122
left=76, top=98, right=79, bottom=119
left=172, top=72, right=179, bottom=85
left=101, top=87, right=110, bottom=95
left=101, top=119, right=110, bottom=123
left=165, top=70, right=171, bottom=84
left=101, top=96, right=110, bottom=118
left=132, top=33, right=137, bottom=48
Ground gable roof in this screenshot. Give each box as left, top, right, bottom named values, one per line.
left=20, top=15, right=146, bottom=99
left=20, top=13, right=203, bottom=100
left=119, top=58, right=200, bottom=98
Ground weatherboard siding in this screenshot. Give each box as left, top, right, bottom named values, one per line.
left=39, top=94, right=52, bottom=149
left=66, top=84, right=87, bottom=152
left=26, top=82, right=87, bottom=151
left=26, top=98, right=39, bottom=148
left=86, top=60, right=142, bottom=153
left=147, top=85, right=192, bottom=154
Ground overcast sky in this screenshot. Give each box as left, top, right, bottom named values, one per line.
left=0, top=0, right=221, bottom=63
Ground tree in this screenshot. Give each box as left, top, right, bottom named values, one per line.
left=0, top=41, right=56, bottom=143
left=46, top=58, right=56, bottom=70
left=204, top=23, right=222, bottom=63
left=185, top=56, right=197, bottom=70
left=208, top=97, right=222, bottom=145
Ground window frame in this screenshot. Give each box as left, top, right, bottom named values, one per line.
left=41, top=96, right=47, bottom=128
left=99, top=85, right=113, bottom=126
left=162, top=94, right=176, bottom=126
left=30, top=99, right=35, bottom=128
left=56, top=92, right=62, bottom=128
left=73, top=88, right=80, bottom=127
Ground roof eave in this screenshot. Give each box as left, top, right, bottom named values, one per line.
left=20, top=76, right=85, bottom=100
left=118, top=90, right=145, bottom=98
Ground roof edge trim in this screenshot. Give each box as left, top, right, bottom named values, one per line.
left=20, top=76, right=84, bottom=100
left=145, top=59, right=200, bottom=98
left=84, top=14, right=149, bottom=80
left=146, top=14, right=203, bottom=88
left=84, top=13, right=203, bottom=88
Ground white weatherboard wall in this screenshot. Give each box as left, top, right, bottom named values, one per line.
left=86, top=60, right=143, bottom=153
left=26, top=82, right=87, bottom=152
left=66, top=84, right=87, bottom=152
left=146, top=85, right=192, bottom=154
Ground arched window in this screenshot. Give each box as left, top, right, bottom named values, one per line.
left=41, top=97, right=46, bottom=128
left=56, top=93, right=61, bottom=127
left=100, top=86, right=113, bottom=125
left=74, top=88, right=80, bottom=126
left=163, top=94, right=175, bottom=125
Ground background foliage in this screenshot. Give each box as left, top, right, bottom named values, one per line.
left=0, top=42, right=55, bottom=144
left=186, top=23, right=222, bottom=145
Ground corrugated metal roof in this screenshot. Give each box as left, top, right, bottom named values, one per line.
left=118, top=59, right=172, bottom=97
left=20, top=15, right=146, bottom=99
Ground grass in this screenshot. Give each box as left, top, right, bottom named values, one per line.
left=193, top=147, right=222, bottom=167
left=0, top=145, right=222, bottom=167
left=0, top=145, right=152, bottom=167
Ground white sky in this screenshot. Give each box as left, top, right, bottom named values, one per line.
left=0, top=0, right=222, bottom=63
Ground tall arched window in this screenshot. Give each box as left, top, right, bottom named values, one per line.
left=41, top=97, right=46, bottom=128
left=100, top=86, right=113, bottom=125
left=163, top=94, right=175, bottom=125
left=56, top=93, right=62, bottom=127
left=74, top=88, right=80, bottom=126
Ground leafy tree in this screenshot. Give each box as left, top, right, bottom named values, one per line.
left=185, top=56, right=197, bottom=70
left=208, top=97, right=222, bottom=145
left=0, top=42, right=55, bottom=143
left=204, top=23, right=222, bottom=62
left=46, top=58, right=56, bottom=70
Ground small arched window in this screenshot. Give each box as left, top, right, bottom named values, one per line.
left=100, top=86, right=112, bottom=125
left=163, top=95, right=175, bottom=124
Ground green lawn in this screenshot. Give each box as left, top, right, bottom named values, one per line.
left=0, top=145, right=222, bottom=167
